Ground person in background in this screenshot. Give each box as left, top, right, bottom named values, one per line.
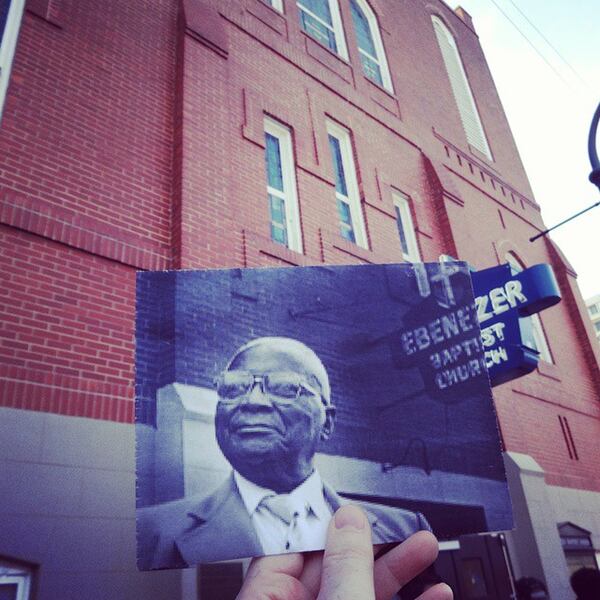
left=514, top=576, right=548, bottom=600
left=570, top=567, right=600, bottom=600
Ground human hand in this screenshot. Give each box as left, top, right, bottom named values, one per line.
left=237, top=504, right=453, bottom=600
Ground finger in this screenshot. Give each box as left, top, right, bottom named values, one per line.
left=373, top=531, right=439, bottom=600
left=239, top=553, right=310, bottom=600
left=298, top=551, right=323, bottom=597
left=298, top=540, right=389, bottom=594
left=244, top=552, right=305, bottom=582
left=416, top=582, right=454, bottom=600
left=301, top=545, right=395, bottom=595
left=317, top=505, right=375, bottom=600
left=374, top=543, right=395, bottom=559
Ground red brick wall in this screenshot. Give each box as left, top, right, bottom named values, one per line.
left=1, top=0, right=599, bottom=490
left=0, top=225, right=135, bottom=421
left=0, top=0, right=177, bottom=267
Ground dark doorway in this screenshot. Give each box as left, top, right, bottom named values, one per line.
left=198, top=562, right=244, bottom=600
left=435, top=534, right=514, bottom=599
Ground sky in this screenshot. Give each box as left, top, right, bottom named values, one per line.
left=448, top=0, right=600, bottom=299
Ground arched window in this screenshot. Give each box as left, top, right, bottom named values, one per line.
left=431, top=15, right=492, bottom=160
left=349, top=0, right=393, bottom=92
left=506, top=253, right=553, bottom=363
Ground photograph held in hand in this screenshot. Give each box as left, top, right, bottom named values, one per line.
left=136, top=263, right=512, bottom=570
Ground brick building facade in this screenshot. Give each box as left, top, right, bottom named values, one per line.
left=1, top=0, right=599, bottom=598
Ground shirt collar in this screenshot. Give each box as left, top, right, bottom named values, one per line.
left=234, top=470, right=331, bottom=521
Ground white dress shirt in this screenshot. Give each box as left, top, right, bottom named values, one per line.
left=234, top=470, right=333, bottom=554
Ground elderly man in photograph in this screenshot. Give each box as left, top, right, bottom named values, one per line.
left=137, top=337, right=431, bottom=569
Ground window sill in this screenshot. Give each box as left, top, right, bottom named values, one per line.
left=244, top=229, right=317, bottom=267
left=246, top=0, right=286, bottom=35
left=363, top=74, right=395, bottom=99
left=320, top=229, right=406, bottom=265
left=300, top=30, right=349, bottom=64
left=330, top=234, right=372, bottom=262
left=363, top=76, right=399, bottom=118
left=535, top=359, right=561, bottom=382
left=258, top=239, right=307, bottom=265
left=253, top=0, right=283, bottom=15
left=302, top=33, right=353, bottom=85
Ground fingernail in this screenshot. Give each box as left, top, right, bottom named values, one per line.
left=335, top=505, right=366, bottom=530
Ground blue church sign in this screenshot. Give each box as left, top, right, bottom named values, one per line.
left=471, top=263, right=561, bottom=386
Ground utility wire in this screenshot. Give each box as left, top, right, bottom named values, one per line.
left=506, top=0, right=594, bottom=92
left=486, top=0, right=575, bottom=90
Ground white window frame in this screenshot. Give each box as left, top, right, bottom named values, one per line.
left=0, top=0, right=25, bottom=124
left=297, top=0, right=348, bottom=60
left=0, top=576, right=31, bottom=600
left=529, top=312, right=553, bottom=363
left=264, top=117, right=303, bottom=253
left=326, top=120, right=368, bottom=249
left=505, top=253, right=553, bottom=363
left=393, top=191, right=420, bottom=262
left=431, top=15, right=492, bottom=161
left=264, top=0, right=283, bottom=12
left=350, top=0, right=393, bottom=93
left=0, top=561, right=32, bottom=600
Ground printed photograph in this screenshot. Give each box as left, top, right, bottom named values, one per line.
left=135, top=263, right=513, bottom=570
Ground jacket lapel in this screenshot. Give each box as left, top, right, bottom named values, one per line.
left=322, top=482, right=386, bottom=543
left=175, top=475, right=263, bottom=563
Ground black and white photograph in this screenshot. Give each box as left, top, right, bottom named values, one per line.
left=135, top=262, right=513, bottom=570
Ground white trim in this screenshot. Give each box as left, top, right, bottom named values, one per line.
left=0, top=560, right=32, bottom=600
left=431, top=15, right=492, bottom=160
left=297, top=0, right=348, bottom=60
left=439, top=540, right=460, bottom=551
left=0, top=0, right=26, bottom=124
left=0, top=575, right=31, bottom=600
left=505, top=253, right=553, bottom=363
left=439, top=254, right=459, bottom=263
left=267, top=0, right=283, bottom=12
left=392, top=191, right=420, bottom=262
left=264, top=117, right=304, bottom=253
left=326, top=120, right=368, bottom=249
left=529, top=312, right=553, bottom=363
left=299, top=5, right=334, bottom=32
left=351, top=0, right=394, bottom=93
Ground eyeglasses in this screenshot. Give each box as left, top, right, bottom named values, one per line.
left=215, top=371, right=325, bottom=406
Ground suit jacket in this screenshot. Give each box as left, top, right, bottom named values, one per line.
left=137, top=474, right=431, bottom=570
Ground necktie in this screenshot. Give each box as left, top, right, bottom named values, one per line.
left=260, top=494, right=307, bottom=551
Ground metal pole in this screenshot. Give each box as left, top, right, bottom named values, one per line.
left=530, top=100, right=600, bottom=242
left=530, top=200, right=600, bottom=242
left=588, top=100, right=600, bottom=189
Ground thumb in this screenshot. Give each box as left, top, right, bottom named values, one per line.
left=317, top=505, right=375, bottom=600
